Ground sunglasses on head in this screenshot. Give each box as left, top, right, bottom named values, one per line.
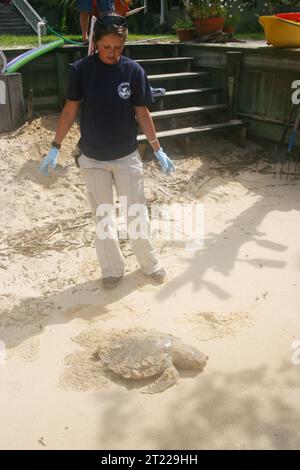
left=97, top=14, right=127, bottom=27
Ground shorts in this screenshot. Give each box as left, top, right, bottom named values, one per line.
left=76, top=0, right=114, bottom=13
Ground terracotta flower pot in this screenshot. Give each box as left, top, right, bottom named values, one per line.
left=194, top=16, right=225, bottom=36
left=176, top=28, right=195, bottom=42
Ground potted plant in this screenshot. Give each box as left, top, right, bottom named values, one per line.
left=185, top=0, right=225, bottom=36
left=223, top=12, right=240, bottom=33
left=222, top=1, right=243, bottom=34
left=173, top=17, right=195, bottom=42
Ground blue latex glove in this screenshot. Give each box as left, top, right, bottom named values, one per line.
left=39, top=147, right=59, bottom=176
left=154, top=148, right=175, bottom=175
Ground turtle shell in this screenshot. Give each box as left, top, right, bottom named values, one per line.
left=98, top=328, right=175, bottom=379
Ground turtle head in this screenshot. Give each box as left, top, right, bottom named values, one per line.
left=172, top=341, right=208, bottom=370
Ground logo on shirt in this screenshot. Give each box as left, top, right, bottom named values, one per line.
left=118, top=82, right=131, bottom=100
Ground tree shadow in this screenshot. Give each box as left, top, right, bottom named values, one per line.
left=95, top=361, right=300, bottom=449
left=155, top=138, right=300, bottom=301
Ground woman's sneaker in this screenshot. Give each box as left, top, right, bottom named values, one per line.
left=150, top=267, right=167, bottom=284
left=102, top=276, right=123, bottom=289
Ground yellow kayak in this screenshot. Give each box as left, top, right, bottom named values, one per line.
left=259, top=14, right=300, bottom=48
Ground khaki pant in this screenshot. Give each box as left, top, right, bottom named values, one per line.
left=78, top=150, right=162, bottom=278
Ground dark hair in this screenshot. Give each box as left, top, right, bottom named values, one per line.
left=94, top=14, right=128, bottom=42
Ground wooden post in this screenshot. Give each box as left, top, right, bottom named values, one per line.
left=226, top=51, right=243, bottom=120
left=160, top=0, right=165, bottom=25
left=0, top=73, right=25, bottom=132
left=185, top=0, right=190, bottom=20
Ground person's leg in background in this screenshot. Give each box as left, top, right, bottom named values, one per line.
left=96, top=0, right=115, bottom=15
left=76, top=0, right=93, bottom=44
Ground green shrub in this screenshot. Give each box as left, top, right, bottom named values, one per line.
left=172, top=17, right=194, bottom=30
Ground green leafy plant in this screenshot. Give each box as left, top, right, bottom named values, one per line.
left=172, top=17, right=194, bottom=30
left=185, top=0, right=224, bottom=19
left=223, top=13, right=240, bottom=28
left=266, top=0, right=300, bottom=13
left=221, top=0, right=243, bottom=28
left=44, top=0, right=79, bottom=33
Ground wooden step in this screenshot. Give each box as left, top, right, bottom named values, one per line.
left=0, top=27, right=34, bottom=34
left=136, top=57, right=195, bottom=65
left=155, top=87, right=223, bottom=98
left=136, top=57, right=196, bottom=75
left=137, top=120, right=245, bottom=143
left=0, top=3, right=34, bottom=34
left=148, top=72, right=207, bottom=81
left=149, top=87, right=224, bottom=111
left=150, top=104, right=228, bottom=120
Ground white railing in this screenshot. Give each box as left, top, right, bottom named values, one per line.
left=11, top=0, right=46, bottom=34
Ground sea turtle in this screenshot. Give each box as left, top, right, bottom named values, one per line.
left=97, top=328, right=208, bottom=394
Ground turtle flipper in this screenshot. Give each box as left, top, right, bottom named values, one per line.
left=140, top=366, right=179, bottom=394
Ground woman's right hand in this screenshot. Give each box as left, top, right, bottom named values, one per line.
left=154, top=148, right=175, bottom=175
left=39, top=147, right=59, bottom=176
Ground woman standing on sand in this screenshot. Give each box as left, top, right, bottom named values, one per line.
left=38, top=14, right=175, bottom=289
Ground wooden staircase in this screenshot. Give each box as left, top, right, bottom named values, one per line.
left=0, top=3, right=34, bottom=35
left=132, top=54, right=245, bottom=152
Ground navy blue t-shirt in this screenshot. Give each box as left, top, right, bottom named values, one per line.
left=67, top=54, right=154, bottom=160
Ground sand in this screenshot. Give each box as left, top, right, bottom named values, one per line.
left=0, top=116, right=300, bottom=450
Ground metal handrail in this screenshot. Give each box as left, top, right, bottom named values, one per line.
left=11, top=0, right=46, bottom=34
